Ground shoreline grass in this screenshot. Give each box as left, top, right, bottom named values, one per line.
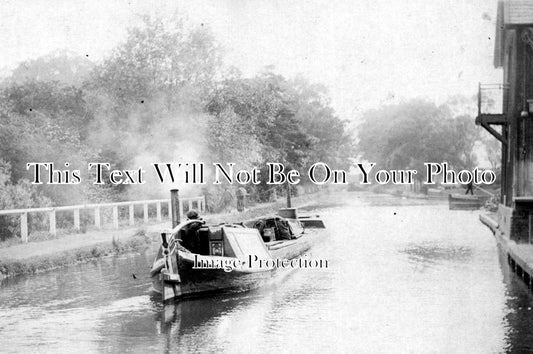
left=0, top=231, right=151, bottom=279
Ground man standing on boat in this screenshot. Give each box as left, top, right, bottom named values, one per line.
left=179, top=210, right=204, bottom=253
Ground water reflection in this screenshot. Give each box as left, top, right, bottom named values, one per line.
left=1, top=194, right=533, bottom=352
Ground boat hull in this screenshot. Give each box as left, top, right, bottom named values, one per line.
left=151, top=228, right=324, bottom=301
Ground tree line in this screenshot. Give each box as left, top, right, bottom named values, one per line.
left=0, top=16, right=354, bottom=219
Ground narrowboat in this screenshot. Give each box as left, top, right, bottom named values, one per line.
left=150, top=208, right=327, bottom=302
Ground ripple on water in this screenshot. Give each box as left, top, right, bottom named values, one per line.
left=400, top=242, right=474, bottom=266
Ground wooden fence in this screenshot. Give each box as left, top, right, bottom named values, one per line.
left=0, top=196, right=205, bottom=243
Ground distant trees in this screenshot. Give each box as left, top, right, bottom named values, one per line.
left=0, top=15, right=354, bottom=211
left=206, top=71, right=354, bottom=199
left=7, top=50, right=94, bottom=87
left=84, top=16, right=222, bottom=174
left=357, top=99, right=481, bottom=181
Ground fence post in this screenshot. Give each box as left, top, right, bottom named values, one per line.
left=95, top=207, right=101, bottom=229
left=188, top=200, right=193, bottom=212
left=21, top=212, right=28, bottom=243
left=171, top=189, right=180, bottom=228
left=74, top=208, right=80, bottom=231
left=156, top=202, right=162, bottom=222
left=49, top=210, right=57, bottom=236
left=113, top=206, right=119, bottom=229
left=143, top=203, right=148, bottom=223
left=129, top=204, right=134, bottom=226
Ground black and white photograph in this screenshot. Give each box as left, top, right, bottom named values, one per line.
left=0, top=0, right=530, bottom=352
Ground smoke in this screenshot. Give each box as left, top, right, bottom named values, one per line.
left=86, top=91, right=212, bottom=202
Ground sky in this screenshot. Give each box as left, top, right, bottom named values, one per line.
left=0, top=0, right=502, bottom=121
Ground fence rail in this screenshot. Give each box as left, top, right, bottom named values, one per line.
left=0, top=196, right=206, bottom=243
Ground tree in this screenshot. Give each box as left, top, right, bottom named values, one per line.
left=357, top=99, right=480, bottom=179
left=83, top=15, right=223, bottom=190
left=0, top=160, right=51, bottom=240
left=88, top=16, right=221, bottom=111
left=7, top=50, right=94, bottom=87
left=206, top=70, right=354, bottom=200
left=0, top=80, right=100, bottom=205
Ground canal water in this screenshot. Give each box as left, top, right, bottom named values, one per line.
left=1, top=194, right=532, bottom=353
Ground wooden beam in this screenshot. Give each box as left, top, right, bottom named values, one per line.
left=480, top=121, right=507, bottom=145
left=476, top=114, right=507, bottom=125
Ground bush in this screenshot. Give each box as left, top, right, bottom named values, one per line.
left=0, top=160, right=52, bottom=241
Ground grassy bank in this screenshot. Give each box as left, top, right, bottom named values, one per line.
left=0, top=230, right=151, bottom=279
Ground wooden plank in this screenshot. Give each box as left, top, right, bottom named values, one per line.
left=0, top=198, right=208, bottom=216
left=476, top=114, right=507, bottom=125
left=129, top=204, right=135, bottom=226
left=156, top=202, right=162, bottom=222
left=143, top=203, right=149, bottom=223
left=529, top=213, right=533, bottom=244
left=74, top=208, right=80, bottom=230
left=49, top=210, right=56, bottom=236
left=95, top=207, right=101, bottom=229
left=20, top=212, right=28, bottom=243
left=113, top=206, right=119, bottom=229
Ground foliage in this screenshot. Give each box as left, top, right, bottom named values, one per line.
left=207, top=71, right=354, bottom=198
left=7, top=50, right=94, bottom=87
left=0, top=15, right=350, bottom=237
left=357, top=99, right=480, bottom=179
left=0, top=160, right=51, bottom=240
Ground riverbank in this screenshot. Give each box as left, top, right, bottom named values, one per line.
left=0, top=191, right=332, bottom=279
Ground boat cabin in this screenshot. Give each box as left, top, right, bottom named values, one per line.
left=177, top=215, right=305, bottom=258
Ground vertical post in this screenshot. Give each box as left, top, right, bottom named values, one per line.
left=477, top=82, right=481, bottom=118
left=286, top=184, right=292, bottom=208
left=188, top=200, right=193, bottom=212
left=49, top=209, right=57, bottom=236
left=143, top=203, right=149, bottom=223
left=74, top=208, right=80, bottom=231
left=171, top=189, right=180, bottom=228
left=203, top=195, right=207, bottom=213
left=21, top=212, right=28, bottom=243
left=529, top=212, right=533, bottom=244
left=95, top=207, right=101, bottom=229
left=156, top=202, right=162, bottom=222
left=113, top=206, right=119, bottom=229
left=129, top=204, right=135, bottom=226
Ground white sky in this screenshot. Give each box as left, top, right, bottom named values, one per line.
left=0, top=0, right=502, bottom=120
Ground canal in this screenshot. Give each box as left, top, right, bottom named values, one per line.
left=1, top=194, right=532, bottom=352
